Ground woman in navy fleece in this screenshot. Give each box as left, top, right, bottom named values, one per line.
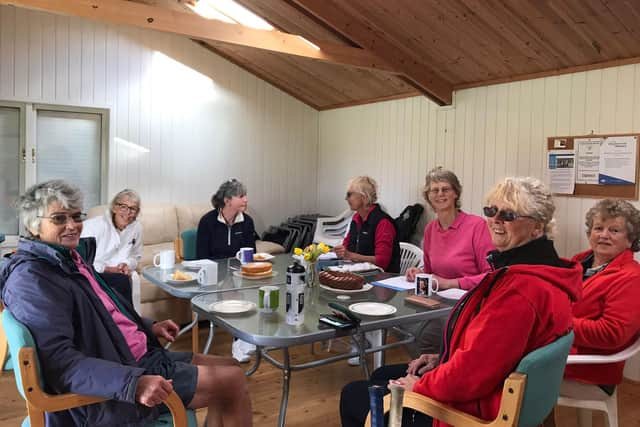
left=196, top=179, right=256, bottom=260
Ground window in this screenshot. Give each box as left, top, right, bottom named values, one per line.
left=0, top=102, right=108, bottom=237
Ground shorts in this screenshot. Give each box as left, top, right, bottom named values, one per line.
left=136, top=348, right=198, bottom=408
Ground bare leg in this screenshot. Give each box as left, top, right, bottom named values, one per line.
left=189, top=353, right=253, bottom=427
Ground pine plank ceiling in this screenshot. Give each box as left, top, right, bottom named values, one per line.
left=3, top=0, right=640, bottom=110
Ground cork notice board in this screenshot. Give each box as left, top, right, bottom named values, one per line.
left=547, top=133, right=640, bottom=199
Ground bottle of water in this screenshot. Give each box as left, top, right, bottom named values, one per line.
left=286, top=261, right=306, bottom=325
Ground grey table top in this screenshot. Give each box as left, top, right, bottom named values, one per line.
left=191, top=284, right=453, bottom=347
left=142, top=254, right=292, bottom=298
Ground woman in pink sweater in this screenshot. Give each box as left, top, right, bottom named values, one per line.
left=406, top=167, right=494, bottom=290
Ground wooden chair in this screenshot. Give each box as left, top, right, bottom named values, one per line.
left=366, top=332, right=574, bottom=427
left=1, top=309, right=197, bottom=427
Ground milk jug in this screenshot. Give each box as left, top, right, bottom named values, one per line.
left=286, top=261, right=305, bottom=325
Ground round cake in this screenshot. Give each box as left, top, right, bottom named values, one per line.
left=241, top=262, right=272, bottom=276
left=319, top=271, right=365, bottom=290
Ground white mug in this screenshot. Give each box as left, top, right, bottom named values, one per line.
left=416, top=273, right=439, bottom=297
left=197, top=264, right=219, bottom=286
left=236, top=247, right=254, bottom=264
left=153, top=249, right=175, bottom=269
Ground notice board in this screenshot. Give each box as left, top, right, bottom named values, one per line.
left=546, top=133, right=640, bottom=199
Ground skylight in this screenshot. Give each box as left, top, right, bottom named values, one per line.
left=188, top=0, right=274, bottom=30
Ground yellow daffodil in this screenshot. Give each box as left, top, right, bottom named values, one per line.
left=294, top=247, right=303, bottom=256
left=303, top=253, right=311, bottom=261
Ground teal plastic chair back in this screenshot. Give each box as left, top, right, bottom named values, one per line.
left=181, top=229, right=198, bottom=261
left=515, top=331, right=574, bottom=427
left=2, top=309, right=197, bottom=427
left=2, top=309, right=41, bottom=399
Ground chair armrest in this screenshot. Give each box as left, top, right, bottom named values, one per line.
left=174, top=237, right=183, bottom=262
left=566, top=337, right=640, bottom=365
left=364, top=373, right=526, bottom=427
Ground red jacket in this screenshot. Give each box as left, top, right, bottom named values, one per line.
left=564, top=249, right=640, bottom=385
left=413, top=261, right=581, bottom=427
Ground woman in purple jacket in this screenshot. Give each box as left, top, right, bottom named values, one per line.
left=0, top=180, right=252, bottom=427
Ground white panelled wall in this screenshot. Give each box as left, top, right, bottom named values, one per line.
left=318, top=65, right=640, bottom=258
left=0, top=5, right=318, bottom=233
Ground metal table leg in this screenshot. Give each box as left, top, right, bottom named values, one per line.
left=165, top=311, right=199, bottom=350
left=245, top=346, right=262, bottom=376
left=357, top=331, right=370, bottom=378
left=371, top=329, right=386, bottom=370
left=278, top=347, right=291, bottom=427
left=202, top=320, right=215, bottom=354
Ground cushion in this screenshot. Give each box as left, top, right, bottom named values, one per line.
left=137, top=206, right=178, bottom=246
left=176, top=204, right=210, bottom=233
left=256, top=240, right=286, bottom=255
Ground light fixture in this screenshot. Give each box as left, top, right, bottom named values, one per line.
left=115, top=137, right=150, bottom=153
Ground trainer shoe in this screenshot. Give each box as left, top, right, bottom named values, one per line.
left=232, top=339, right=251, bottom=363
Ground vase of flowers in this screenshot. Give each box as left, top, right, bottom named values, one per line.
left=293, top=243, right=330, bottom=288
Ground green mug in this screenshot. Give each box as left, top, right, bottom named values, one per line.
left=258, top=285, right=279, bottom=313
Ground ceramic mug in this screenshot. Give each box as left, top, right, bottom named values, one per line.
left=258, top=285, right=279, bottom=313
left=416, top=273, right=439, bottom=297
left=153, top=249, right=175, bottom=269
left=236, top=247, right=254, bottom=264
left=197, top=264, right=219, bottom=286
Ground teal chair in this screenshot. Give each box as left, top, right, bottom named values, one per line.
left=176, top=229, right=198, bottom=262
left=1, top=309, right=197, bottom=427
left=366, top=332, right=574, bottom=427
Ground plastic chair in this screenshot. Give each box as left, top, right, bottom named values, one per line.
left=313, top=209, right=353, bottom=247
left=366, top=332, right=575, bottom=427
left=1, top=309, right=197, bottom=427
left=399, top=242, right=424, bottom=275
left=554, top=335, right=640, bottom=427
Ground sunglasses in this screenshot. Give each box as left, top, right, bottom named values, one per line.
left=483, top=206, right=534, bottom=222
left=39, top=212, right=88, bottom=225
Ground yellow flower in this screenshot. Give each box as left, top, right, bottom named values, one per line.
left=319, top=243, right=330, bottom=254
left=294, top=247, right=303, bottom=256
left=303, top=253, right=311, bottom=261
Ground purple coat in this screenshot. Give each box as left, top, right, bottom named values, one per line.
left=0, top=238, right=160, bottom=426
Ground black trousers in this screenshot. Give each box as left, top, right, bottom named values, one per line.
left=340, top=364, right=433, bottom=427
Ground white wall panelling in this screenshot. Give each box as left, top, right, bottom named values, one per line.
left=0, top=5, right=318, bottom=233
left=318, top=65, right=640, bottom=258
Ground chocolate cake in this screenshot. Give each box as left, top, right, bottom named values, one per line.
left=319, top=271, right=365, bottom=290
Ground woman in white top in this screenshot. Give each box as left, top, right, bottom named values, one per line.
left=81, top=189, right=143, bottom=311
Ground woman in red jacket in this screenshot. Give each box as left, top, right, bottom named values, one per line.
left=560, top=199, right=640, bottom=401
left=340, top=177, right=582, bottom=427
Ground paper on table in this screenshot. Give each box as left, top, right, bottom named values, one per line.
left=436, top=288, right=467, bottom=300
left=370, top=276, right=415, bottom=291
left=293, top=252, right=338, bottom=263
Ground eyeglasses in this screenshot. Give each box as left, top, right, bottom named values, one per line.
left=345, top=191, right=362, bottom=199
left=483, top=206, right=534, bottom=222
left=115, top=203, right=139, bottom=214
left=38, top=212, right=87, bottom=225
left=428, top=187, right=453, bottom=196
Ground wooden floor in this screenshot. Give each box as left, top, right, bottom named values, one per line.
left=1, top=326, right=640, bottom=426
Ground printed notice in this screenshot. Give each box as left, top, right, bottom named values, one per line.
left=575, top=138, right=602, bottom=184
left=548, top=149, right=576, bottom=194
left=599, top=136, right=637, bottom=185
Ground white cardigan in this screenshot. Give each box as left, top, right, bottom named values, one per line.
left=81, top=211, right=143, bottom=273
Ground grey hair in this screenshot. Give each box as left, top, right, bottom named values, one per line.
left=16, top=179, right=83, bottom=237
left=585, top=199, right=640, bottom=252
left=423, top=166, right=462, bottom=209
left=347, top=176, right=378, bottom=205
left=485, top=176, right=556, bottom=237
left=110, top=189, right=141, bottom=216
left=211, top=179, right=247, bottom=210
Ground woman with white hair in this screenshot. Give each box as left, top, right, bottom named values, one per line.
left=0, top=180, right=252, bottom=427
left=334, top=176, right=401, bottom=273
left=82, top=189, right=143, bottom=311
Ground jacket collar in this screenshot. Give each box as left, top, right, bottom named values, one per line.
left=217, top=210, right=245, bottom=225
left=487, top=236, right=566, bottom=269
left=353, top=204, right=379, bottom=225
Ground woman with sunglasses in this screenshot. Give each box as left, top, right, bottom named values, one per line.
left=546, top=199, right=640, bottom=425
left=340, top=176, right=581, bottom=427
left=81, top=189, right=143, bottom=311
left=334, top=176, right=401, bottom=273
left=0, top=180, right=253, bottom=427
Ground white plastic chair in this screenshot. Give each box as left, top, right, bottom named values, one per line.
left=313, top=209, right=353, bottom=247
left=399, top=242, right=423, bottom=275
left=556, top=335, right=640, bottom=427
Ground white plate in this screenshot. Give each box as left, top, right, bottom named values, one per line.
left=348, top=302, right=397, bottom=317
left=166, top=272, right=197, bottom=285
left=232, top=270, right=279, bottom=280
left=208, top=300, right=256, bottom=314
left=252, top=252, right=275, bottom=261
left=320, top=283, right=373, bottom=294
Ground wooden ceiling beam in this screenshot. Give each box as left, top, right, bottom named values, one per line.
left=0, top=0, right=397, bottom=72
left=290, top=0, right=453, bottom=105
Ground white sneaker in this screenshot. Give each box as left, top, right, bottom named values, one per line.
left=232, top=339, right=251, bottom=363
left=348, top=339, right=371, bottom=366
left=238, top=339, right=256, bottom=355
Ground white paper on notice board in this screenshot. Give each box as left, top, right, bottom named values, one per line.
left=599, top=136, right=637, bottom=185
left=548, top=149, right=576, bottom=194
left=575, top=138, right=601, bottom=184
